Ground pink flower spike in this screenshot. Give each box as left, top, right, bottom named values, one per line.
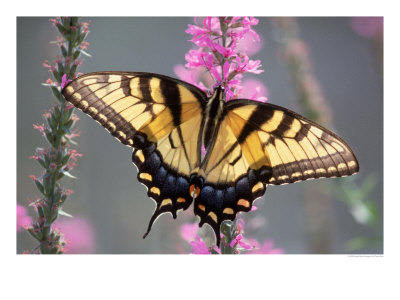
left=42, top=60, right=52, bottom=69
left=17, top=204, right=33, bottom=232
left=60, top=74, right=72, bottom=89
left=65, top=103, right=75, bottom=110
left=245, top=238, right=284, bottom=254
left=190, top=235, right=211, bottom=254
left=350, top=17, right=383, bottom=39
left=53, top=217, right=95, bottom=254
left=222, top=61, right=231, bottom=81
left=210, top=67, right=221, bottom=83
left=180, top=223, right=199, bottom=242
left=240, top=78, right=269, bottom=102
left=230, top=234, right=253, bottom=250
left=250, top=205, right=258, bottom=212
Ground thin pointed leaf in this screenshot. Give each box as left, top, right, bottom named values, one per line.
left=61, top=170, right=76, bottom=179
left=58, top=209, right=74, bottom=218
left=79, top=49, right=92, bottom=57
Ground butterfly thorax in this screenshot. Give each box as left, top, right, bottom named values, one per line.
left=201, top=86, right=226, bottom=154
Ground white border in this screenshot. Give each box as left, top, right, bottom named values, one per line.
left=5, top=0, right=399, bottom=298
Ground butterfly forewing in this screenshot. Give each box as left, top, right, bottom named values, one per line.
left=62, top=72, right=207, bottom=236
left=226, top=100, right=359, bottom=185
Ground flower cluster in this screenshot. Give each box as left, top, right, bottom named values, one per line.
left=22, top=17, right=91, bottom=254
left=175, top=17, right=267, bottom=101
left=180, top=215, right=284, bottom=255
left=17, top=204, right=33, bottom=232
left=350, top=17, right=383, bottom=40
left=52, top=217, right=95, bottom=254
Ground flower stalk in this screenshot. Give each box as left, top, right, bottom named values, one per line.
left=273, top=17, right=382, bottom=253
left=177, top=17, right=279, bottom=254
left=25, top=17, right=91, bottom=254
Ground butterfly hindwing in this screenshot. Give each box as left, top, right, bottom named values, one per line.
left=62, top=72, right=207, bottom=235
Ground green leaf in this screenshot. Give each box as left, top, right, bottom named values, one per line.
left=33, top=179, right=44, bottom=194
left=73, top=50, right=80, bottom=60
left=61, top=169, right=76, bottom=179
left=27, top=227, right=41, bottom=241
left=64, top=136, right=77, bottom=145
left=60, top=45, right=68, bottom=57
left=56, top=24, right=64, bottom=34
left=58, top=209, right=73, bottom=218
left=51, top=86, right=62, bottom=101
left=61, top=125, right=72, bottom=135
left=346, top=236, right=383, bottom=252
left=69, top=64, right=78, bottom=77
left=79, top=49, right=92, bottom=57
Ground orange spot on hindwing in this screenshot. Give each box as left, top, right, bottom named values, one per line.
left=190, top=184, right=200, bottom=198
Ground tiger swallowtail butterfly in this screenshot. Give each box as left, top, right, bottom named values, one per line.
left=62, top=71, right=359, bottom=246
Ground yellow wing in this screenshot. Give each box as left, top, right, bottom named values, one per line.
left=62, top=72, right=207, bottom=236
left=193, top=99, right=359, bottom=245
left=224, top=100, right=359, bottom=185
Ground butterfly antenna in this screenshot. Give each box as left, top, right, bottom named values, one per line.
left=200, top=56, right=221, bottom=95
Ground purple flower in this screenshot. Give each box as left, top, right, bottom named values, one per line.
left=180, top=223, right=220, bottom=254
left=182, top=17, right=265, bottom=101
left=245, top=238, right=284, bottom=254
left=17, top=204, right=32, bottom=232
left=236, top=32, right=263, bottom=56
left=60, top=74, right=72, bottom=89
left=180, top=223, right=199, bottom=242
left=240, top=78, right=268, bottom=102
left=53, top=217, right=95, bottom=254
left=230, top=233, right=253, bottom=250
left=190, top=236, right=212, bottom=254
left=350, top=17, right=383, bottom=39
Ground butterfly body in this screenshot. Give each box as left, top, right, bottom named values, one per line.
left=62, top=72, right=359, bottom=246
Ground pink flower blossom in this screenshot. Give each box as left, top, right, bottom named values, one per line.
left=65, top=103, right=75, bottom=110
left=190, top=235, right=212, bottom=254
left=79, top=41, right=90, bottom=50
left=180, top=223, right=220, bottom=254
left=180, top=223, right=210, bottom=254
left=183, top=17, right=265, bottom=99
left=56, top=36, right=64, bottom=46
left=33, top=123, right=46, bottom=136
left=66, top=129, right=81, bottom=140
left=45, top=78, right=55, bottom=86
left=240, top=78, right=269, bottom=102
left=53, top=217, right=95, bottom=254
left=230, top=233, right=253, bottom=250
left=65, top=149, right=83, bottom=170
left=49, top=18, right=59, bottom=26
left=17, top=204, right=32, bottom=232
left=42, top=60, right=56, bottom=72
left=174, top=64, right=210, bottom=91
left=350, top=17, right=383, bottom=39
left=236, top=33, right=263, bottom=56
left=180, top=223, right=199, bottom=242
left=245, top=238, right=284, bottom=254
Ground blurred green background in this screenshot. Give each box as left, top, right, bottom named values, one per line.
left=17, top=17, right=383, bottom=254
